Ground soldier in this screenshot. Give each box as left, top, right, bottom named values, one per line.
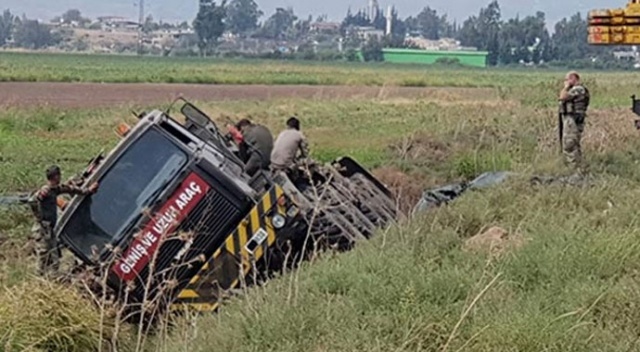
left=236, top=119, right=274, bottom=176
left=559, top=70, right=590, bottom=173
left=30, top=165, right=98, bottom=277
left=271, top=117, right=310, bottom=179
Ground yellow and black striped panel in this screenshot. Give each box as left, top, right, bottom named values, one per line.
left=170, top=185, right=288, bottom=313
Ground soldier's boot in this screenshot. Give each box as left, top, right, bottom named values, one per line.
left=35, top=226, right=60, bottom=277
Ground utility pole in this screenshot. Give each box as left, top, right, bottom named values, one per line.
left=137, top=0, right=145, bottom=55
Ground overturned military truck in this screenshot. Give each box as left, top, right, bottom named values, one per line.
left=54, top=99, right=398, bottom=318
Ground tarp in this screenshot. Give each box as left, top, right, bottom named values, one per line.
left=0, top=194, right=31, bottom=207
left=412, top=171, right=515, bottom=215
left=412, top=170, right=594, bottom=215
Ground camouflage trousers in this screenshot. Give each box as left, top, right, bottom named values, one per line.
left=32, top=221, right=61, bottom=276
left=562, top=115, right=585, bottom=171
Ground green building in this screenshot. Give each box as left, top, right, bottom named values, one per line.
left=379, top=48, right=489, bottom=68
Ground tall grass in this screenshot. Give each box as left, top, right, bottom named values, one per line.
left=154, top=175, right=640, bottom=352
left=1, top=70, right=640, bottom=350
left=0, top=278, right=134, bottom=351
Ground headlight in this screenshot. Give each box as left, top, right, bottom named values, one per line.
left=271, top=214, right=286, bottom=229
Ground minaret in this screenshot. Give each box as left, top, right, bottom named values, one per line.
left=385, top=6, right=392, bottom=35
left=369, top=0, right=379, bottom=21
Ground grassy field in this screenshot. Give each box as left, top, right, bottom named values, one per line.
left=1, top=51, right=640, bottom=94
left=2, top=63, right=640, bottom=351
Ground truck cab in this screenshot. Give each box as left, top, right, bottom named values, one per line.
left=56, top=103, right=301, bottom=314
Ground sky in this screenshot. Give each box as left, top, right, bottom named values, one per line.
left=0, top=0, right=618, bottom=28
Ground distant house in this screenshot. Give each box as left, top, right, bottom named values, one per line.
left=96, top=16, right=140, bottom=31
left=347, top=26, right=385, bottom=40
left=613, top=50, right=638, bottom=61
left=310, top=22, right=341, bottom=34
left=151, top=29, right=196, bottom=48
left=405, top=37, right=478, bottom=52
left=97, top=16, right=126, bottom=22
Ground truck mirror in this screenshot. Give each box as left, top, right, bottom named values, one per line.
left=181, top=103, right=212, bottom=128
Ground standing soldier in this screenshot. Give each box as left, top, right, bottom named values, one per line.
left=559, top=71, right=590, bottom=173
left=30, top=165, right=98, bottom=277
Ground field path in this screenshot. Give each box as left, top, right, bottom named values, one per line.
left=0, top=82, right=496, bottom=108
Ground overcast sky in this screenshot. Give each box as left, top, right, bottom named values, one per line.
left=1, top=0, right=616, bottom=27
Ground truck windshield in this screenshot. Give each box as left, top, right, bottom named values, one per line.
left=61, top=128, right=188, bottom=258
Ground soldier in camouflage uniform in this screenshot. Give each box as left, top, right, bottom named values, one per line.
left=559, top=71, right=590, bottom=173
left=30, top=165, right=98, bottom=276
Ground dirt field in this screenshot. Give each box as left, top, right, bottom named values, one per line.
left=0, top=82, right=497, bottom=108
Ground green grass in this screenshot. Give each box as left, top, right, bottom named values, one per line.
left=158, top=177, right=640, bottom=351
left=1, top=51, right=640, bottom=94
left=3, top=67, right=640, bottom=350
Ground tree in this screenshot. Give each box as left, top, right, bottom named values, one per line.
left=477, top=1, right=501, bottom=65
left=389, top=8, right=407, bottom=41
left=527, top=12, right=552, bottom=63
left=407, top=7, right=440, bottom=40
left=289, top=15, right=312, bottom=41
left=316, top=15, right=328, bottom=23
left=361, top=36, right=383, bottom=62
left=457, top=16, right=480, bottom=47
left=14, top=19, right=61, bottom=49
left=0, top=10, right=16, bottom=46
left=457, top=1, right=501, bottom=65
left=498, top=12, right=551, bottom=65
left=371, top=9, right=386, bottom=31
left=193, top=0, right=226, bottom=56
left=341, top=9, right=369, bottom=35
left=226, top=0, right=262, bottom=35
left=406, top=7, right=456, bottom=40
left=439, top=15, right=457, bottom=38
left=259, top=7, right=297, bottom=40
left=143, top=15, right=160, bottom=33
left=62, top=9, right=81, bottom=23
left=60, top=9, right=89, bottom=26
left=551, top=13, right=597, bottom=61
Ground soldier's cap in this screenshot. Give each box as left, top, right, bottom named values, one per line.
left=46, top=165, right=61, bottom=180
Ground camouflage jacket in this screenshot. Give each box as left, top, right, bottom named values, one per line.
left=30, top=183, right=92, bottom=225
left=560, top=84, right=590, bottom=116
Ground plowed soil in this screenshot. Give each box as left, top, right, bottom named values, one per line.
left=0, top=82, right=495, bottom=108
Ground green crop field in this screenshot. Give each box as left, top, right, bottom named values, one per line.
left=2, top=56, right=640, bottom=351
left=0, top=51, right=639, bottom=92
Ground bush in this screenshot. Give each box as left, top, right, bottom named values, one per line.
left=361, top=37, right=384, bottom=62
left=435, top=57, right=462, bottom=66
left=345, top=49, right=359, bottom=62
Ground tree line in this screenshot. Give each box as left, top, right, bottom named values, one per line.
left=339, top=1, right=622, bottom=66
left=192, top=0, right=625, bottom=66
left=0, top=0, right=629, bottom=68
left=0, top=10, right=64, bottom=49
